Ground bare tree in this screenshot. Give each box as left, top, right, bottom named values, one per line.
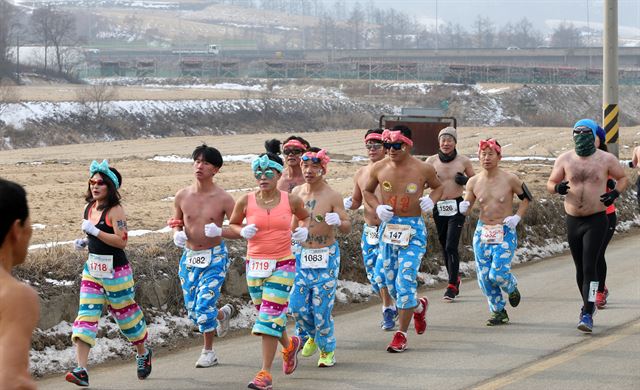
left=0, top=79, right=18, bottom=117
left=0, top=0, right=17, bottom=76
left=348, top=2, right=365, bottom=49
left=472, top=15, right=495, bottom=48
left=31, top=5, right=53, bottom=72
left=76, top=84, right=118, bottom=120
left=48, top=10, right=77, bottom=74
left=440, top=22, right=470, bottom=49
left=551, top=22, right=583, bottom=48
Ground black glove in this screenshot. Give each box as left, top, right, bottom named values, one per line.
left=454, top=172, right=469, bottom=185
left=600, top=189, right=620, bottom=206
left=606, top=178, right=616, bottom=190
left=630, top=161, right=635, bottom=168
left=555, top=181, right=570, bottom=195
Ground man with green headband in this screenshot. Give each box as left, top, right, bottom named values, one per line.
left=547, top=119, right=628, bottom=333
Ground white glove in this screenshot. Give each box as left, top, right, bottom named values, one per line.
left=419, top=196, right=434, bottom=212
left=173, top=231, right=187, bottom=248
left=376, top=204, right=394, bottom=222
left=81, top=219, right=100, bottom=237
left=503, top=215, right=521, bottom=230
left=73, top=238, right=88, bottom=250
left=324, top=212, right=341, bottom=226
left=459, top=200, right=471, bottom=214
left=204, top=222, right=222, bottom=238
left=291, top=227, right=309, bottom=242
left=343, top=196, right=353, bottom=210
left=240, top=224, right=258, bottom=240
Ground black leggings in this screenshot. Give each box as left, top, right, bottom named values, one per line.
left=433, top=198, right=466, bottom=285
left=566, top=212, right=608, bottom=314
left=596, top=212, right=617, bottom=293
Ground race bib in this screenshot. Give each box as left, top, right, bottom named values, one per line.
left=381, top=224, right=411, bottom=246
left=247, top=258, right=276, bottom=278
left=436, top=199, right=458, bottom=216
left=364, top=225, right=379, bottom=245
left=300, top=247, right=330, bottom=269
left=185, top=250, right=211, bottom=268
left=87, top=253, right=114, bottom=279
left=481, top=224, right=504, bottom=244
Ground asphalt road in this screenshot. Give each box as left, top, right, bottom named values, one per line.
left=39, top=234, right=640, bottom=390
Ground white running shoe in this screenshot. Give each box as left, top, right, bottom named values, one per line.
left=216, top=304, right=234, bottom=338
left=195, top=349, right=218, bottom=368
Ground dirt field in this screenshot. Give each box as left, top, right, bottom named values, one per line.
left=1, top=126, right=638, bottom=247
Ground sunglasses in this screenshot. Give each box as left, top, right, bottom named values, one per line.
left=283, top=149, right=304, bottom=156
left=88, top=179, right=106, bottom=186
left=365, top=143, right=384, bottom=151
left=301, top=155, right=322, bottom=163
left=254, top=169, right=276, bottom=180
left=383, top=142, right=403, bottom=150
left=573, top=126, right=593, bottom=135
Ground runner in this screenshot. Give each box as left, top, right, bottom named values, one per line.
left=290, top=148, right=351, bottom=368
left=461, top=139, right=530, bottom=326
left=228, top=152, right=310, bottom=389
left=66, top=160, right=152, bottom=387
left=547, top=119, right=628, bottom=332
left=594, top=127, right=616, bottom=309
left=169, top=144, right=237, bottom=368
left=363, top=126, right=443, bottom=352
left=344, top=128, right=398, bottom=329
left=0, top=179, right=39, bottom=390
left=271, top=136, right=311, bottom=193
left=630, top=144, right=640, bottom=208
left=425, top=127, right=475, bottom=301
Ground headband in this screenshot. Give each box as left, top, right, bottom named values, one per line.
left=478, top=139, right=502, bottom=155
left=301, top=149, right=331, bottom=172
left=283, top=140, right=307, bottom=151
left=365, top=133, right=384, bottom=142
left=251, top=154, right=284, bottom=173
left=89, top=159, right=120, bottom=189
left=382, top=129, right=414, bottom=147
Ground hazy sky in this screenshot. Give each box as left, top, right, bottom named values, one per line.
left=369, top=0, right=640, bottom=35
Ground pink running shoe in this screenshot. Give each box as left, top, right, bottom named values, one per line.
left=413, top=296, right=429, bottom=334
left=282, top=336, right=302, bottom=375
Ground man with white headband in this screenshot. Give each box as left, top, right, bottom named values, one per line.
left=290, top=147, right=351, bottom=368
left=462, top=138, right=530, bottom=327
left=363, top=125, right=443, bottom=353
left=426, top=127, right=475, bottom=301
left=547, top=120, right=628, bottom=333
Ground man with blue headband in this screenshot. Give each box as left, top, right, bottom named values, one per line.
left=168, top=144, right=238, bottom=368
left=547, top=119, right=628, bottom=333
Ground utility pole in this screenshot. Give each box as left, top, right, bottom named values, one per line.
left=603, top=0, right=619, bottom=157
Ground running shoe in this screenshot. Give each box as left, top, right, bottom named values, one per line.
left=65, top=367, right=89, bottom=387
left=136, top=348, right=152, bottom=380
left=282, top=335, right=302, bottom=375
left=381, top=308, right=397, bottom=331
left=486, top=309, right=509, bottom=326
left=508, top=286, right=521, bottom=307
left=195, top=348, right=219, bottom=368
left=216, top=303, right=234, bottom=338
left=443, top=284, right=458, bottom=301
left=248, top=370, right=273, bottom=390
left=317, top=350, right=336, bottom=367
left=386, top=331, right=407, bottom=353
left=595, top=286, right=608, bottom=309
left=456, top=276, right=461, bottom=296
left=301, top=337, right=318, bottom=357
left=577, top=313, right=593, bottom=333
left=413, top=296, right=428, bottom=334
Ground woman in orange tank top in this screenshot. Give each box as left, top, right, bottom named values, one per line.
left=229, top=152, right=310, bottom=390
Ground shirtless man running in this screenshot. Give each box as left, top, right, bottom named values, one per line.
left=462, top=138, right=530, bottom=326
left=290, top=148, right=351, bottom=368
left=0, top=179, right=39, bottom=390
left=344, top=128, right=398, bottom=330
left=170, top=144, right=238, bottom=367
left=426, top=127, right=475, bottom=301
left=547, top=119, right=628, bottom=332
left=363, top=126, right=443, bottom=353
left=276, top=136, right=310, bottom=193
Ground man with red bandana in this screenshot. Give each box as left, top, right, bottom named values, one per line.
left=277, top=136, right=310, bottom=193
left=363, top=125, right=443, bottom=353
left=462, top=138, right=530, bottom=326
left=290, top=147, right=351, bottom=367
